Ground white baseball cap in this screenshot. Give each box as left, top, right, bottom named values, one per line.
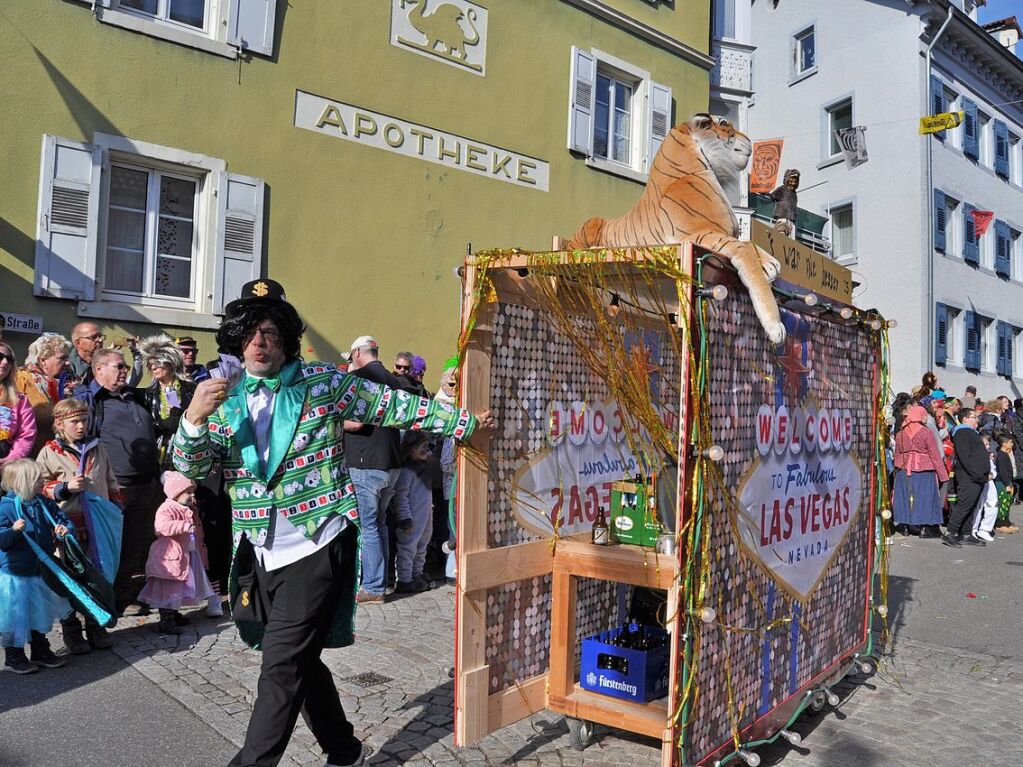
left=349, top=335, right=378, bottom=352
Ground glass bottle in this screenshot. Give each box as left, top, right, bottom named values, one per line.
left=592, top=508, right=610, bottom=546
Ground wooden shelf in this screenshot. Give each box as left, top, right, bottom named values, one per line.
left=553, top=539, right=679, bottom=590
left=548, top=683, right=670, bottom=740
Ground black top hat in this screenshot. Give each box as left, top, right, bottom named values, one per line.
left=224, top=279, right=290, bottom=316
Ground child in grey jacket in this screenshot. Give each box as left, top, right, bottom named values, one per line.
left=393, top=431, right=435, bottom=593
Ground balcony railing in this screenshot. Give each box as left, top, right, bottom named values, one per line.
left=711, top=39, right=755, bottom=95
left=748, top=194, right=832, bottom=255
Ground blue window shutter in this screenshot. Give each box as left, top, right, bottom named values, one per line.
left=930, top=75, right=946, bottom=142
left=1008, top=326, right=1015, bottom=378
left=997, top=322, right=1007, bottom=376
left=994, top=120, right=1010, bottom=178
left=963, top=99, right=979, bottom=160
left=936, top=304, right=948, bottom=366
left=965, top=311, right=981, bottom=370
left=963, top=203, right=978, bottom=265
left=934, top=189, right=946, bottom=252
left=995, top=220, right=1011, bottom=278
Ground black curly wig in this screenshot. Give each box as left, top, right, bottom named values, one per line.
left=216, top=301, right=306, bottom=362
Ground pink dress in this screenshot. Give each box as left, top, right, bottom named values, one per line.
left=138, top=499, right=215, bottom=610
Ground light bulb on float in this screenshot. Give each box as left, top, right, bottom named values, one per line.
left=699, top=284, right=729, bottom=301
left=803, top=293, right=819, bottom=307
left=737, top=749, right=761, bottom=766
left=703, top=445, right=725, bottom=462
left=880, top=509, right=892, bottom=520
left=779, top=730, right=802, bottom=746
left=839, top=307, right=854, bottom=320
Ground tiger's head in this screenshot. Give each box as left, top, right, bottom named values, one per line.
left=683, top=113, right=752, bottom=182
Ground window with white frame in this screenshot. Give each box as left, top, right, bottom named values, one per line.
left=712, top=0, right=736, bottom=39
left=34, top=133, right=265, bottom=328
left=1012, top=227, right=1023, bottom=281
left=82, top=0, right=277, bottom=59
left=979, top=213, right=993, bottom=270
left=980, top=316, right=994, bottom=372
left=792, top=26, right=816, bottom=77
left=568, top=47, right=672, bottom=181
left=947, top=306, right=963, bottom=365
left=830, top=203, right=854, bottom=262
left=824, top=98, right=852, bottom=158
left=944, top=193, right=961, bottom=257
left=1011, top=133, right=1021, bottom=185
left=944, top=88, right=960, bottom=149
left=978, top=111, right=992, bottom=168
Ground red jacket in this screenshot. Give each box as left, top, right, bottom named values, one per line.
left=145, top=499, right=208, bottom=581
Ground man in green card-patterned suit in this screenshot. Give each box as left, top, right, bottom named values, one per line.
left=172, top=279, right=492, bottom=767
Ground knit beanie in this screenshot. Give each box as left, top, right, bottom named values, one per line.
left=162, top=470, right=196, bottom=501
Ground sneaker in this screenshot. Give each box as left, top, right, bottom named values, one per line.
left=121, top=603, right=152, bottom=618
left=975, top=530, right=995, bottom=542
left=326, top=742, right=365, bottom=767
left=3, top=652, right=38, bottom=675
left=919, top=526, right=943, bottom=539
left=85, top=624, right=113, bottom=650
left=157, top=618, right=182, bottom=635
left=206, top=595, right=225, bottom=618
left=355, top=589, right=385, bottom=604
left=30, top=645, right=66, bottom=669
left=413, top=574, right=434, bottom=591
left=941, top=534, right=963, bottom=548
left=61, top=619, right=92, bottom=655
left=962, top=535, right=987, bottom=547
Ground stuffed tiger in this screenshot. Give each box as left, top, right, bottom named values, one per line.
left=568, top=113, right=785, bottom=345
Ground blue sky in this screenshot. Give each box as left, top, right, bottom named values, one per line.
left=979, top=0, right=1023, bottom=23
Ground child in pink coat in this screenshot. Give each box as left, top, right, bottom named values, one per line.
left=138, top=472, right=217, bottom=635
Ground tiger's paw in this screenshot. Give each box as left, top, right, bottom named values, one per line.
left=760, top=252, right=781, bottom=282
left=765, top=320, right=786, bottom=346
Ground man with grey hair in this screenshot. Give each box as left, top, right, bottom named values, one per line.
left=68, top=321, right=143, bottom=387
left=73, top=347, right=160, bottom=614
left=344, top=336, right=409, bottom=603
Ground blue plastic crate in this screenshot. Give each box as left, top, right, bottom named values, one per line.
left=580, top=625, right=670, bottom=703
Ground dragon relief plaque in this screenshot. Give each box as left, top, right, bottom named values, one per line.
left=391, top=0, right=488, bottom=75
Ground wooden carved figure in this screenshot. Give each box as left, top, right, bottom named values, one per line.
left=567, top=113, right=786, bottom=345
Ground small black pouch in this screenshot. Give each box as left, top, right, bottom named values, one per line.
left=230, top=536, right=267, bottom=624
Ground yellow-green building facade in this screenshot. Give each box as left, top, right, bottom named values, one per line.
left=1, top=0, right=712, bottom=373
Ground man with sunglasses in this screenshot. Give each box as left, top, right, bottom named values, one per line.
left=73, top=347, right=161, bottom=612
left=68, top=321, right=143, bottom=387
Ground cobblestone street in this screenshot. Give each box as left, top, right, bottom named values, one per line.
left=2, top=529, right=1021, bottom=766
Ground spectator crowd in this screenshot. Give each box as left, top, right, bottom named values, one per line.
left=889, top=372, right=1021, bottom=548
left=0, top=322, right=457, bottom=675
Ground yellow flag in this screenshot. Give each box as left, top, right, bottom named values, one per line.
left=919, top=111, right=964, bottom=135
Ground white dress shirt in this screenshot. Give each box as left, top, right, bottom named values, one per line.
left=182, top=373, right=344, bottom=571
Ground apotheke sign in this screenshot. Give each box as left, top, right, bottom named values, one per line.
left=294, top=91, right=549, bottom=191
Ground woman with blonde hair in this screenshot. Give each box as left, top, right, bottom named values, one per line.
left=139, top=335, right=195, bottom=469
left=16, top=334, right=73, bottom=453
left=0, top=343, right=37, bottom=468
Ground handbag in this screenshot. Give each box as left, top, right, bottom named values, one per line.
left=230, top=535, right=267, bottom=624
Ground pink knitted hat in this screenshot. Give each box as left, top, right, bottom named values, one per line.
left=161, top=471, right=196, bottom=501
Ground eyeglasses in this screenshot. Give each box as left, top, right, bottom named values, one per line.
left=79, top=333, right=105, bottom=343
left=248, top=326, right=281, bottom=343
left=104, top=362, right=129, bottom=371
left=394, top=364, right=410, bottom=371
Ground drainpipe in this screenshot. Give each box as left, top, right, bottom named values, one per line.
left=926, top=6, right=954, bottom=375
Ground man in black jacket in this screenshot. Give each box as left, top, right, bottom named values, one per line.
left=343, top=336, right=411, bottom=603
left=944, top=409, right=990, bottom=548
left=73, top=348, right=161, bottom=611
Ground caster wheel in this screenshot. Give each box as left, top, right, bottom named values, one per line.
left=567, top=716, right=594, bottom=751
left=809, top=692, right=826, bottom=713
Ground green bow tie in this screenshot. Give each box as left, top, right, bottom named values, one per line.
left=244, top=374, right=281, bottom=394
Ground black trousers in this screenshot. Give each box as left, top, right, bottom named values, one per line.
left=229, top=525, right=361, bottom=767
left=947, top=480, right=984, bottom=537
left=114, top=479, right=159, bottom=608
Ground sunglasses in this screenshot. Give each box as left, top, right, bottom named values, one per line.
left=0, top=353, right=14, bottom=364
left=104, top=362, right=129, bottom=371
left=394, top=364, right=411, bottom=371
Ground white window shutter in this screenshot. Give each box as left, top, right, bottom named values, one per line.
left=228, top=0, right=277, bottom=56
left=213, top=172, right=265, bottom=314
left=34, top=135, right=100, bottom=300
left=568, top=46, right=596, bottom=155
left=647, top=81, right=672, bottom=171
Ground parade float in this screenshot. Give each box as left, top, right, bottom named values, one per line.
left=452, top=115, right=892, bottom=766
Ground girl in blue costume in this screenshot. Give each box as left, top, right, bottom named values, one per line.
left=0, top=459, right=73, bottom=674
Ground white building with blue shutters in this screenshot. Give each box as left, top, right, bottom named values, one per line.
left=746, top=0, right=1023, bottom=396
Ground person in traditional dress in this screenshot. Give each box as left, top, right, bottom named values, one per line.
left=893, top=405, right=948, bottom=538
left=16, top=334, right=74, bottom=453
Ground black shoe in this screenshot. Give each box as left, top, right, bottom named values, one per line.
left=61, top=618, right=92, bottom=655
left=941, top=534, right=963, bottom=548
left=30, top=644, right=66, bottom=669
left=919, top=526, right=942, bottom=539
left=86, top=623, right=113, bottom=650
left=157, top=618, right=182, bottom=635
left=3, top=649, right=38, bottom=675
left=394, top=579, right=419, bottom=593
left=327, top=742, right=365, bottom=767
left=906, top=525, right=922, bottom=536
left=961, top=535, right=987, bottom=547
left=172, top=611, right=190, bottom=626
